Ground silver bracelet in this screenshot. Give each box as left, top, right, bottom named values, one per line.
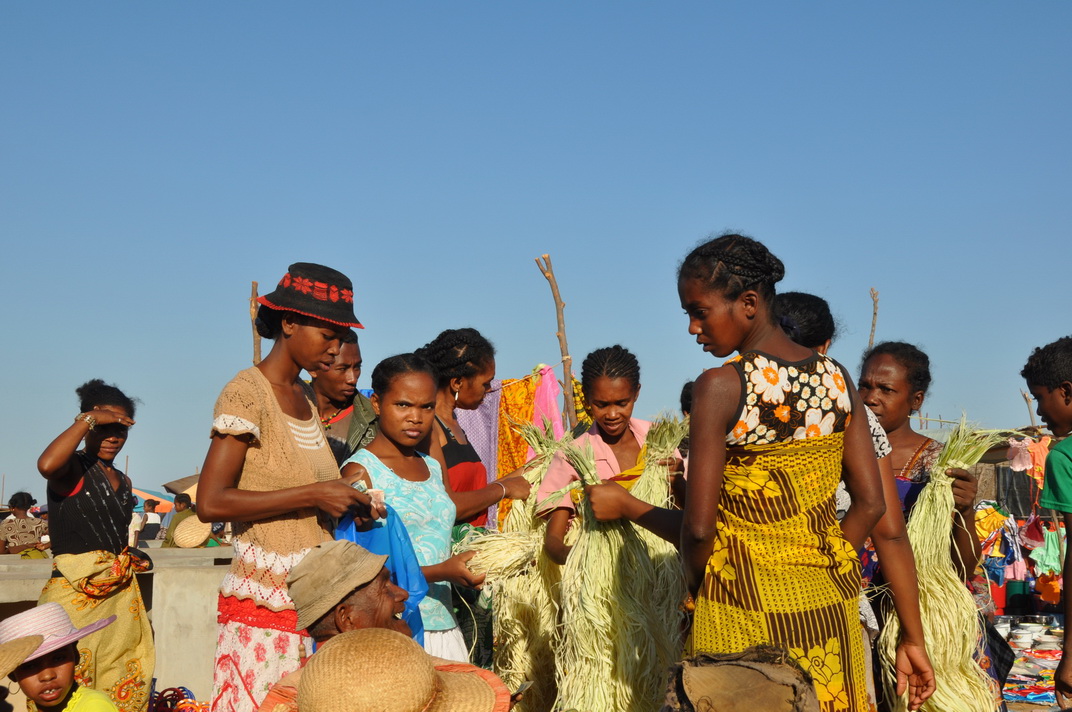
left=75, top=413, right=97, bottom=431
left=494, top=481, right=507, bottom=502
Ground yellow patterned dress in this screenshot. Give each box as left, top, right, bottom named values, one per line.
left=688, top=351, right=870, bottom=712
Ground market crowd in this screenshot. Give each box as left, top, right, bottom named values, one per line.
left=3, top=233, right=1072, bottom=712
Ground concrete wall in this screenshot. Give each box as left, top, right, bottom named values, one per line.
left=0, top=547, right=232, bottom=703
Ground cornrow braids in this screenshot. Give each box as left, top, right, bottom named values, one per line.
left=862, top=341, right=932, bottom=397
left=1021, top=335, right=1072, bottom=390
left=76, top=379, right=138, bottom=418
left=581, top=345, right=641, bottom=398
left=678, top=233, right=786, bottom=303
left=415, top=328, right=495, bottom=388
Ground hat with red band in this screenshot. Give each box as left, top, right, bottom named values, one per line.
left=257, top=262, right=363, bottom=329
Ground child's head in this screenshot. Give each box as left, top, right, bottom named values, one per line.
left=415, top=328, right=496, bottom=411
left=10, top=642, right=78, bottom=708
left=773, top=291, right=836, bottom=352
left=369, top=354, right=439, bottom=448
left=677, top=234, right=785, bottom=357
left=1021, top=336, right=1072, bottom=437
left=581, top=346, right=641, bottom=438
left=0, top=604, right=115, bottom=709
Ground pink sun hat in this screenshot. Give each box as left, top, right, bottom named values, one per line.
left=0, top=603, right=116, bottom=663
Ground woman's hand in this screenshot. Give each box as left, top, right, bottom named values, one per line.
left=430, top=551, right=486, bottom=588
left=87, top=406, right=135, bottom=428
left=948, top=468, right=977, bottom=514
left=499, top=475, right=531, bottom=501
left=310, top=468, right=385, bottom=520
left=585, top=481, right=640, bottom=522
left=894, top=640, right=936, bottom=710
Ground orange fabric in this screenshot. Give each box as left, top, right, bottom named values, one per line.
left=1037, top=573, right=1062, bottom=605
left=497, top=378, right=537, bottom=478
left=1029, top=437, right=1052, bottom=490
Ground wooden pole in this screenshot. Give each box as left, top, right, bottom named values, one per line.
left=250, top=281, right=262, bottom=366
left=535, top=254, right=578, bottom=429
left=1021, top=390, right=1038, bottom=429
left=868, top=287, right=880, bottom=351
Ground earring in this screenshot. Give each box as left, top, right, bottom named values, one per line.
left=453, top=390, right=459, bottom=403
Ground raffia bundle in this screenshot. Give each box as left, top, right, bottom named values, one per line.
left=554, top=439, right=674, bottom=712
left=485, top=419, right=567, bottom=712
left=628, top=416, right=690, bottom=678
left=877, top=417, right=1006, bottom=712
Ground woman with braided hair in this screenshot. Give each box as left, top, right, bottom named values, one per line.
left=414, top=328, right=531, bottom=527
left=537, top=345, right=684, bottom=564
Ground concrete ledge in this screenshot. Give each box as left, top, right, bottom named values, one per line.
left=0, top=547, right=233, bottom=700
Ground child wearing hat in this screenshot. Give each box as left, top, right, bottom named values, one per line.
left=1, top=603, right=118, bottom=712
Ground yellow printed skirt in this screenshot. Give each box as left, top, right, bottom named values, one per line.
left=688, top=433, right=871, bottom=712
left=39, top=549, right=155, bottom=712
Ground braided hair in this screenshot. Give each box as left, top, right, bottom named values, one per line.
left=370, top=353, right=438, bottom=398
left=415, top=328, right=496, bottom=388
left=774, top=292, right=837, bottom=349
left=678, top=233, right=786, bottom=306
left=861, top=341, right=932, bottom=397
left=581, top=345, right=641, bottom=399
left=77, top=379, right=137, bottom=417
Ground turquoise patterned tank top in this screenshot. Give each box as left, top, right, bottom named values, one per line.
left=347, top=449, right=458, bottom=631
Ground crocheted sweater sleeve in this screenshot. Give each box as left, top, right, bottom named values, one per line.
left=212, top=370, right=265, bottom=442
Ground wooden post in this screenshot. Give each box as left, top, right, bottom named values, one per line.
left=250, top=281, right=262, bottom=365
left=868, top=288, right=879, bottom=351
left=1021, top=390, right=1038, bottom=429
left=535, top=254, right=578, bottom=429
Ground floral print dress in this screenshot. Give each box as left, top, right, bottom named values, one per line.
left=688, top=351, right=871, bottom=712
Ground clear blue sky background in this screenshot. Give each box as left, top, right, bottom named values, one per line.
left=1, top=3, right=1069, bottom=500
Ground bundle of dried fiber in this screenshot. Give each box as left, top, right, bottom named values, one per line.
left=554, top=440, right=667, bottom=712
left=628, top=415, right=690, bottom=683
left=488, top=418, right=568, bottom=712
left=876, top=417, right=1007, bottom=712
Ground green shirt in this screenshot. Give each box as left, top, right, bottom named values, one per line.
left=1039, top=437, right=1072, bottom=513
left=161, top=508, right=195, bottom=548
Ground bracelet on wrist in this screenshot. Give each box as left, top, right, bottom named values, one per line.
left=75, top=413, right=97, bottom=431
left=494, top=480, right=507, bottom=502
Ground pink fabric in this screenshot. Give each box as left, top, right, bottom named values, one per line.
left=1006, top=438, right=1033, bottom=472
left=536, top=418, right=652, bottom=514
left=529, top=367, right=566, bottom=459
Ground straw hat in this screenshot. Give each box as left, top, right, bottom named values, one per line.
left=173, top=515, right=212, bottom=548
left=257, top=263, right=363, bottom=329
left=0, top=603, right=116, bottom=665
left=287, top=540, right=387, bottom=631
left=298, top=629, right=509, bottom=712
left=0, top=635, right=43, bottom=678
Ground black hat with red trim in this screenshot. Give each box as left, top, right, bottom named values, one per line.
left=257, top=262, right=364, bottom=328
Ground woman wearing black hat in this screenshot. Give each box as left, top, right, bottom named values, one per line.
left=197, top=263, right=382, bottom=712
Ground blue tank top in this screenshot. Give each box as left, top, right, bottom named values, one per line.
left=347, top=449, right=457, bottom=631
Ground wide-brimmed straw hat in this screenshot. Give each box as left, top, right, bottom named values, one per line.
left=287, top=540, right=387, bottom=631
left=0, top=604, right=115, bottom=665
left=0, top=635, right=44, bottom=678
left=174, top=515, right=213, bottom=548
left=257, top=262, right=363, bottom=329
left=298, top=629, right=510, bottom=712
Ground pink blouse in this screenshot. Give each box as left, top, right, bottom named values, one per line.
left=536, top=418, right=652, bottom=514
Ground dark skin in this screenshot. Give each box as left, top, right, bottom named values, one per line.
left=197, top=313, right=381, bottom=524
left=543, top=375, right=644, bottom=565
left=422, top=359, right=531, bottom=522
left=341, top=371, right=484, bottom=589
left=38, top=403, right=134, bottom=500
left=311, top=341, right=362, bottom=420
left=0, top=504, right=49, bottom=555
left=1025, top=379, right=1072, bottom=706
left=858, top=353, right=980, bottom=581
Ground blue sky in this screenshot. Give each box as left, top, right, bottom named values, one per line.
left=1, top=3, right=1069, bottom=499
